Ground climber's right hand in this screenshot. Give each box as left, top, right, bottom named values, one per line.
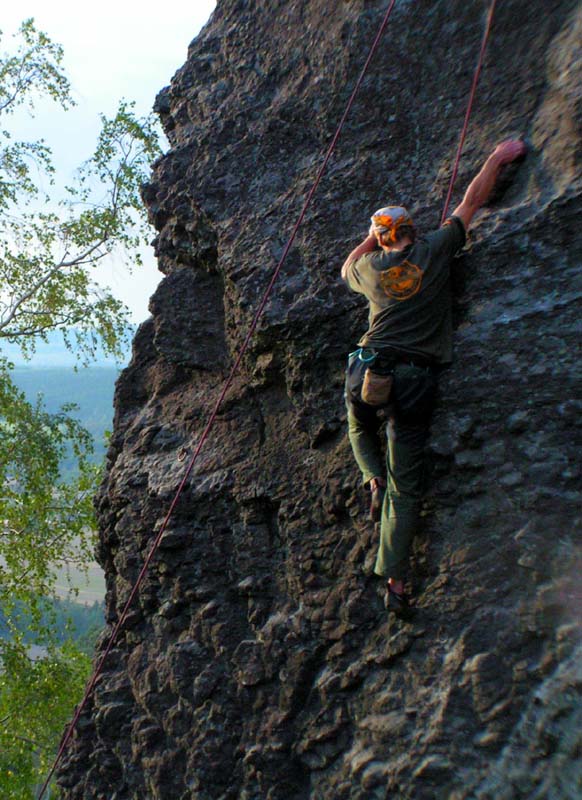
left=493, top=139, right=527, bottom=165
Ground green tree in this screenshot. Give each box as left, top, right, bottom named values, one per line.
left=0, top=640, right=91, bottom=800
left=0, top=19, right=161, bottom=796
left=0, top=362, right=97, bottom=614
left=0, top=19, right=161, bottom=362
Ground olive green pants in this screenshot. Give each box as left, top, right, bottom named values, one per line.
left=345, top=359, right=437, bottom=580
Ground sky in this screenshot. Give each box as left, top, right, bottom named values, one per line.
left=1, top=0, right=216, bottom=323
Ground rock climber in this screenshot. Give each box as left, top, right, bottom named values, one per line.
left=341, top=139, right=527, bottom=616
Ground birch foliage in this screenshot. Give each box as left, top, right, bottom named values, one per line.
left=0, top=20, right=161, bottom=796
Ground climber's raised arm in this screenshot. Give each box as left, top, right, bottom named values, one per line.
left=453, top=139, right=527, bottom=230
left=340, top=231, right=378, bottom=281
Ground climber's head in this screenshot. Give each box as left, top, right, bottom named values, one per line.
left=370, top=206, right=415, bottom=248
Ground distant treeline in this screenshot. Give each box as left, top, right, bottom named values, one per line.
left=0, top=597, right=105, bottom=655
left=12, top=366, right=119, bottom=475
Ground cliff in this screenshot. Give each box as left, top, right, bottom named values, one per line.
left=58, top=1, right=582, bottom=798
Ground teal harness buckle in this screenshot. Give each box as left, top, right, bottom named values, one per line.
left=349, top=347, right=377, bottom=364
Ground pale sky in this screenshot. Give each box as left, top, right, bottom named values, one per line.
left=2, top=0, right=216, bottom=322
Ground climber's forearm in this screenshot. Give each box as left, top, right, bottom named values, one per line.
left=453, top=138, right=527, bottom=230
left=341, top=234, right=378, bottom=280
left=453, top=153, right=504, bottom=229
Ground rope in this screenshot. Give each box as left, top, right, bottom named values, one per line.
left=37, top=2, right=398, bottom=796
left=440, top=0, right=498, bottom=224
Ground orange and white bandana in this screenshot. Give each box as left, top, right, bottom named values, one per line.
left=370, top=206, right=414, bottom=242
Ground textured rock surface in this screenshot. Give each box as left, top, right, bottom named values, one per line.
left=58, top=1, right=582, bottom=798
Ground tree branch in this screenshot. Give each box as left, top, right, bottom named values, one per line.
left=0, top=233, right=112, bottom=334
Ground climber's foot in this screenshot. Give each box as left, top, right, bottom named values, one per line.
left=385, top=582, right=413, bottom=620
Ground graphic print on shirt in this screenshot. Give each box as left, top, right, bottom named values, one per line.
left=379, top=260, right=423, bottom=301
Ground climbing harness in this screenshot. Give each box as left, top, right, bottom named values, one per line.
left=36, top=2, right=399, bottom=796
left=349, top=347, right=394, bottom=405
left=38, top=0, right=499, bottom=794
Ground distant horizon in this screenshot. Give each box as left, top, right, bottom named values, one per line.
left=1, top=327, right=134, bottom=368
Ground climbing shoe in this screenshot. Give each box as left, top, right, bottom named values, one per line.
left=385, top=585, right=412, bottom=619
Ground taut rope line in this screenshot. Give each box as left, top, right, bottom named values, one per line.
left=440, top=0, right=499, bottom=224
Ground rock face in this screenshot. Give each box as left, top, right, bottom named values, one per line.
left=58, top=1, right=582, bottom=798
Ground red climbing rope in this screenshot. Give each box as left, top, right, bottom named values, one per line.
left=37, top=2, right=398, bottom=796
left=440, top=0, right=498, bottom=224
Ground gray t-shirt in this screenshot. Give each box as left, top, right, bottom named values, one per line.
left=344, top=217, right=466, bottom=365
